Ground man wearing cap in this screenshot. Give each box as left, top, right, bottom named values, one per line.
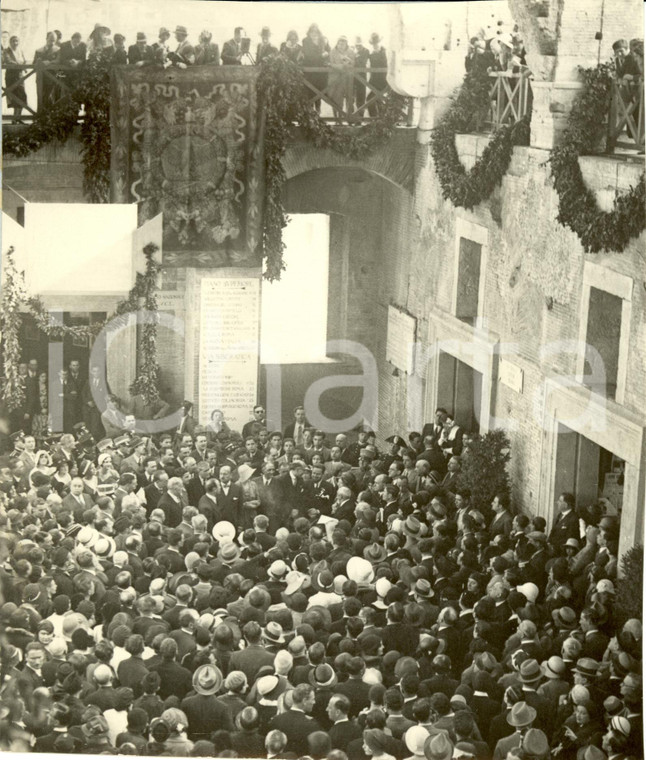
left=169, top=25, right=195, bottom=68
left=128, top=32, right=154, bottom=66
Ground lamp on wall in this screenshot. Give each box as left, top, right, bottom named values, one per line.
left=392, top=367, right=400, bottom=377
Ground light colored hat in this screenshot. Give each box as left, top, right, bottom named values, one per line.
left=596, top=579, right=615, bottom=595
left=257, top=674, right=279, bottom=696
left=268, top=560, right=288, bottom=580
left=77, top=526, right=98, bottom=549
left=507, top=702, right=536, bottom=727
left=192, top=664, right=223, bottom=696
left=212, top=521, right=236, bottom=543
left=352, top=557, right=375, bottom=583
left=424, top=733, right=453, bottom=760
left=375, top=577, right=392, bottom=598
left=405, top=725, right=430, bottom=755
left=541, top=655, right=566, bottom=679
left=284, top=570, right=306, bottom=596
left=516, top=582, right=539, bottom=603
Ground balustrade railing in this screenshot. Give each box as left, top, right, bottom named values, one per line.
left=607, top=77, right=644, bottom=154
left=487, top=70, right=532, bottom=130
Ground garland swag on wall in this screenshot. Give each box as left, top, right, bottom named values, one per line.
left=429, top=70, right=530, bottom=210
left=549, top=62, right=645, bottom=253
left=2, top=52, right=112, bottom=202
left=1, top=244, right=162, bottom=411
left=257, top=55, right=408, bottom=281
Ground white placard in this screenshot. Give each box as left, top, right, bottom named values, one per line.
left=499, top=358, right=524, bottom=394
left=387, top=305, right=416, bottom=374
left=24, top=203, right=139, bottom=295
left=199, top=277, right=260, bottom=431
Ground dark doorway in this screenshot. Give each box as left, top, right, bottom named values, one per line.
left=436, top=351, right=483, bottom=433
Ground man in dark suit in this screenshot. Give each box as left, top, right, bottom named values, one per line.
left=61, top=477, right=94, bottom=519
left=66, top=360, right=84, bottom=429
left=421, top=407, right=448, bottom=443
left=548, top=492, right=580, bottom=555
left=128, top=32, right=155, bottom=65
left=186, top=461, right=210, bottom=506
left=327, top=694, right=362, bottom=748
left=241, top=405, right=266, bottom=439
left=283, top=405, right=309, bottom=448
left=157, top=477, right=187, bottom=528
left=250, top=461, right=282, bottom=534
left=268, top=683, right=321, bottom=756
left=229, top=621, right=276, bottom=684
left=58, top=32, right=86, bottom=65
left=175, top=401, right=197, bottom=441
left=277, top=459, right=307, bottom=521
left=214, top=465, right=243, bottom=528
left=305, top=463, right=336, bottom=516
left=169, top=25, right=195, bottom=67
left=80, top=365, right=108, bottom=441
left=23, top=359, right=40, bottom=435
left=143, top=470, right=168, bottom=517
left=331, top=485, right=356, bottom=524
left=221, top=27, right=245, bottom=65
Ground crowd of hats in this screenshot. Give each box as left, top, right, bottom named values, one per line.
left=0, top=415, right=642, bottom=760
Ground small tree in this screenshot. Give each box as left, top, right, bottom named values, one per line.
left=456, top=428, right=511, bottom=519
left=615, top=545, right=643, bottom=627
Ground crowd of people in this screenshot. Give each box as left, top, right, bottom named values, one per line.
left=1, top=23, right=389, bottom=122
left=0, top=358, right=641, bottom=760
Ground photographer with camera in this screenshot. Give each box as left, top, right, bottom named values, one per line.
left=222, top=26, right=250, bottom=65
left=168, top=25, right=195, bottom=68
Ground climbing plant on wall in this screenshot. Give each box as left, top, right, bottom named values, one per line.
left=549, top=62, right=645, bottom=253
left=0, top=244, right=162, bottom=411
left=429, top=70, right=530, bottom=210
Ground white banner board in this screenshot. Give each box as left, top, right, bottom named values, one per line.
left=387, top=304, right=417, bottom=374
left=199, top=277, right=260, bottom=431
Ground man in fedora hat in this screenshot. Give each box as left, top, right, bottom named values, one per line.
left=518, top=659, right=551, bottom=733
left=181, top=664, right=233, bottom=741
left=492, top=701, right=536, bottom=760
left=169, top=26, right=195, bottom=68
left=128, top=32, right=154, bottom=66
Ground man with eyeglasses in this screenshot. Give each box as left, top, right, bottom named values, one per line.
left=242, top=405, right=266, bottom=439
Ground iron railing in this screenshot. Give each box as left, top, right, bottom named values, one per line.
left=607, top=77, right=644, bottom=153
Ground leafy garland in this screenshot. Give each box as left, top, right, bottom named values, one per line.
left=2, top=53, right=112, bottom=202
left=429, top=70, right=530, bottom=210
left=257, top=55, right=408, bottom=280
left=1, top=244, right=161, bottom=412
left=549, top=62, right=645, bottom=253
left=0, top=248, right=28, bottom=413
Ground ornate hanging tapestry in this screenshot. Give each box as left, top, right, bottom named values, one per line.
left=111, top=67, right=263, bottom=267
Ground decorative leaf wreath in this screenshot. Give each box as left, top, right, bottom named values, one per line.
left=549, top=62, right=645, bottom=253
left=429, top=70, right=531, bottom=210
left=0, top=244, right=162, bottom=411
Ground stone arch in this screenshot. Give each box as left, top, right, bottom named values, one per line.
left=282, top=129, right=416, bottom=193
